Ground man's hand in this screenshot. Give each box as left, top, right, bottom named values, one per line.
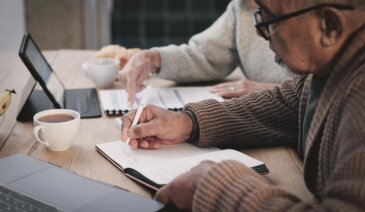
left=121, top=105, right=193, bottom=149
left=117, top=50, right=161, bottom=106
left=209, top=79, right=277, bottom=98
left=155, top=161, right=216, bottom=210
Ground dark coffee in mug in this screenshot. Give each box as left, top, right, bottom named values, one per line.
left=38, top=114, right=75, bottom=123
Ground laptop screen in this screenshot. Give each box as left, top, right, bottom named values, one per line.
left=22, top=35, right=65, bottom=107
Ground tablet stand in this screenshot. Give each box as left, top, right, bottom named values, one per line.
left=17, top=90, right=59, bottom=122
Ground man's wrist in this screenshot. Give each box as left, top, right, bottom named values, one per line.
left=182, top=109, right=200, bottom=144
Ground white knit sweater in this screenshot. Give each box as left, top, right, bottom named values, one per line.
left=153, top=0, right=296, bottom=83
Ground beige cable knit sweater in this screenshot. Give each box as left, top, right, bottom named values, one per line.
left=183, top=21, right=365, bottom=211
left=154, top=0, right=296, bottom=83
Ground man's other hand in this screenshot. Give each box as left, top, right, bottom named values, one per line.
left=155, top=161, right=216, bottom=210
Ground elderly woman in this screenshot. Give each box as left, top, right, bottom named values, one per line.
left=117, top=0, right=296, bottom=105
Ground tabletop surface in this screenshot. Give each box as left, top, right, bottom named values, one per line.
left=0, top=50, right=312, bottom=202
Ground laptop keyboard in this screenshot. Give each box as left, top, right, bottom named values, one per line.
left=0, top=185, right=59, bottom=212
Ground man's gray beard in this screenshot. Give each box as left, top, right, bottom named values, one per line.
left=275, top=54, right=286, bottom=67
left=275, top=55, right=296, bottom=77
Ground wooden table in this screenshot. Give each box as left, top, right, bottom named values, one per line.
left=0, top=50, right=312, bottom=202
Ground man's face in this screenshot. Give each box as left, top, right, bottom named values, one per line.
left=257, top=1, right=322, bottom=74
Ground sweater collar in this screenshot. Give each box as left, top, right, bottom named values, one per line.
left=303, top=23, right=365, bottom=193
left=304, top=23, right=365, bottom=158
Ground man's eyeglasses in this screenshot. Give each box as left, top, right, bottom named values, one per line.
left=253, top=3, right=355, bottom=40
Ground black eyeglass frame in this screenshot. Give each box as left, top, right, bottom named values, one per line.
left=254, top=3, right=355, bottom=40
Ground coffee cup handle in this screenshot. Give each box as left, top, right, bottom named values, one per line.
left=33, top=126, right=50, bottom=148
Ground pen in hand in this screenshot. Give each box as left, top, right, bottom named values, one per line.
left=125, top=85, right=152, bottom=146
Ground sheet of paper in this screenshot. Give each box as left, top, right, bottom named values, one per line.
left=96, top=141, right=219, bottom=169
left=137, top=149, right=264, bottom=185
left=98, top=87, right=223, bottom=111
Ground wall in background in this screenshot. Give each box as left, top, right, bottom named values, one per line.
left=25, top=0, right=111, bottom=50
left=83, top=0, right=113, bottom=49
left=25, top=0, right=84, bottom=50
left=0, top=0, right=25, bottom=52
left=15, top=0, right=230, bottom=50
left=112, top=0, right=231, bottom=48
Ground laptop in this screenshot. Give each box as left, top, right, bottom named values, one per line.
left=0, top=154, right=164, bottom=211
left=17, top=33, right=102, bottom=121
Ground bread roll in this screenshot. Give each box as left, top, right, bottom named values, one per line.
left=95, top=45, right=140, bottom=69
left=94, top=45, right=126, bottom=59
left=114, top=48, right=140, bottom=69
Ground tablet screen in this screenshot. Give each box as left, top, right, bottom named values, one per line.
left=22, top=35, right=65, bottom=107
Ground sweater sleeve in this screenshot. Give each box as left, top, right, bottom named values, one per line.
left=194, top=155, right=365, bottom=212
left=184, top=76, right=306, bottom=149
left=192, top=80, right=365, bottom=211
left=151, top=0, right=242, bottom=83
left=192, top=72, right=365, bottom=212
left=193, top=160, right=307, bottom=212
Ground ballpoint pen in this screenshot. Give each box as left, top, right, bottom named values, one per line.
left=125, top=85, right=152, bottom=146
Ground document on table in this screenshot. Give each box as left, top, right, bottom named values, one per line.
left=98, top=86, right=223, bottom=115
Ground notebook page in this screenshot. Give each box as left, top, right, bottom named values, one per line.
left=135, top=149, right=264, bottom=185
left=96, top=141, right=219, bottom=169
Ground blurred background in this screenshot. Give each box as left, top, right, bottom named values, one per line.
left=0, top=0, right=231, bottom=51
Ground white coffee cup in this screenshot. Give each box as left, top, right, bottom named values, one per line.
left=82, top=58, right=120, bottom=88
left=33, top=109, right=80, bottom=151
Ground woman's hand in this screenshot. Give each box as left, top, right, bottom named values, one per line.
left=117, top=50, right=160, bottom=106
left=209, top=79, right=277, bottom=98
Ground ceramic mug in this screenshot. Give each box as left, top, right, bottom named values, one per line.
left=82, top=58, right=120, bottom=88
left=33, top=109, right=80, bottom=151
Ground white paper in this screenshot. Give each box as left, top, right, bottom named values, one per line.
left=98, top=87, right=224, bottom=112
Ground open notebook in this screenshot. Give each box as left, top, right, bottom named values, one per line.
left=96, top=141, right=269, bottom=190
left=98, top=87, right=223, bottom=115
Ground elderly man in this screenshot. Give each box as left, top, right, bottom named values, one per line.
left=121, top=0, right=365, bottom=211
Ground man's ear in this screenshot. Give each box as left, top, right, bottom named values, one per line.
left=319, top=8, right=343, bottom=47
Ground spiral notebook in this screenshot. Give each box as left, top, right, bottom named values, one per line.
left=98, top=87, right=224, bottom=115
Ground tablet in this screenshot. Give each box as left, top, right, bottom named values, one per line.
left=18, top=33, right=101, bottom=120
